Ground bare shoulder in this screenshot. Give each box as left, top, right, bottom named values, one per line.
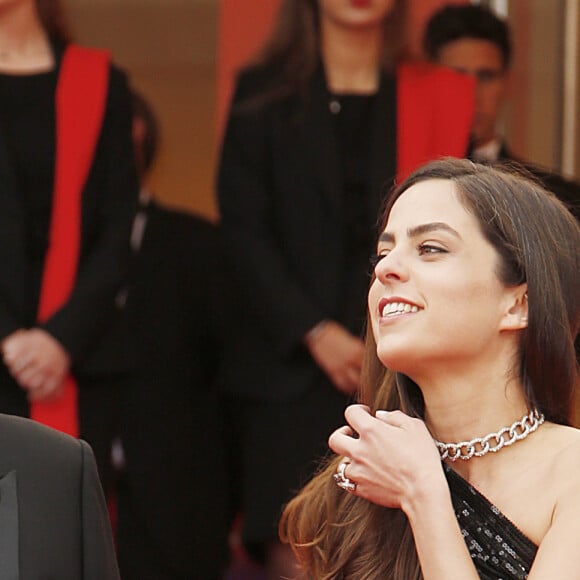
left=542, top=423, right=580, bottom=491
left=528, top=424, right=580, bottom=576
left=545, top=423, right=580, bottom=458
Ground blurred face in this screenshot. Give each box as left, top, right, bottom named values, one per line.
left=318, top=0, right=395, bottom=30
left=0, top=0, right=34, bottom=13
left=368, top=179, right=516, bottom=377
left=436, top=38, right=508, bottom=148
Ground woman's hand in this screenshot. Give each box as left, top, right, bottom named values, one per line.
left=305, top=321, right=364, bottom=396
left=328, top=405, right=445, bottom=512
left=2, top=328, right=70, bottom=402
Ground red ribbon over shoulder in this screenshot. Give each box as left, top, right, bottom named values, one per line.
left=396, top=62, right=474, bottom=182
left=31, top=45, right=111, bottom=437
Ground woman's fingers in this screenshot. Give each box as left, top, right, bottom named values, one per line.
left=328, top=425, right=356, bottom=456
left=344, top=404, right=372, bottom=428
left=375, top=409, right=410, bottom=428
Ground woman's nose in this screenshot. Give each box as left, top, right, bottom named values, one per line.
left=374, top=250, right=408, bottom=283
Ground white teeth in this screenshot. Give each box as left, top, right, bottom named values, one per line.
left=381, top=302, right=420, bottom=317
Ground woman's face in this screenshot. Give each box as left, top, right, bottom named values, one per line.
left=317, top=0, right=395, bottom=30
left=368, top=179, right=520, bottom=377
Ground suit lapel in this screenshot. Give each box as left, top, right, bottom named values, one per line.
left=368, top=71, right=397, bottom=221
left=0, top=470, right=19, bottom=579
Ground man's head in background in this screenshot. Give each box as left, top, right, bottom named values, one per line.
left=424, top=4, right=511, bottom=150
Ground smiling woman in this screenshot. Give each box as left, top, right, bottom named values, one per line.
left=279, top=158, right=580, bottom=579
left=370, top=177, right=525, bottom=378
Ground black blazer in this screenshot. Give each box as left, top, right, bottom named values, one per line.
left=117, top=202, right=228, bottom=579
left=217, top=65, right=397, bottom=401
left=0, top=44, right=138, bottom=378
left=0, top=414, right=119, bottom=579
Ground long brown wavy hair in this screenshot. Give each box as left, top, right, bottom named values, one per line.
left=246, top=0, right=406, bottom=101
left=279, top=158, right=580, bottom=579
left=36, top=0, right=71, bottom=44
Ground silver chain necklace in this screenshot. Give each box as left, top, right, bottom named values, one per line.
left=435, top=409, right=545, bottom=462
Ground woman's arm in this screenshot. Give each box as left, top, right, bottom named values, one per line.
left=329, top=406, right=480, bottom=579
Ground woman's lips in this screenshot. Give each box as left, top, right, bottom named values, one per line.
left=377, top=297, right=422, bottom=320
left=350, top=0, right=372, bottom=7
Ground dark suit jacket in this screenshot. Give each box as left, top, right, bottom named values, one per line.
left=217, top=65, right=397, bottom=401
left=498, top=145, right=580, bottom=222
left=117, top=202, right=228, bottom=579
left=0, top=43, right=138, bottom=379
left=0, top=414, right=119, bottom=579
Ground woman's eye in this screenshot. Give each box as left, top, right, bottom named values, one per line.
left=369, top=252, right=388, bottom=268
left=418, top=244, right=446, bottom=256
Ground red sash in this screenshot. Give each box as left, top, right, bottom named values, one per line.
left=397, top=62, right=474, bottom=181
left=30, top=45, right=111, bottom=437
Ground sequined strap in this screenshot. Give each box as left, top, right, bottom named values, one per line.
left=444, top=464, right=537, bottom=579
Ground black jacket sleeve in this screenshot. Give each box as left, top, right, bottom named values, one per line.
left=217, top=72, right=324, bottom=356
left=41, top=65, right=139, bottom=362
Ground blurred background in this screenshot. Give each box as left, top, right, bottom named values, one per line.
left=62, top=0, right=580, bottom=222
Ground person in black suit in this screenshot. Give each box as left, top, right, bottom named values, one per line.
left=0, top=412, right=119, bottom=578
left=423, top=3, right=580, bottom=221
left=216, top=0, right=474, bottom=577
left=0, top=0, right=138, bottom=494
left=115, top=92, right=229, bottom=580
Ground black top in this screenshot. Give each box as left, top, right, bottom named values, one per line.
left=330, top=92, right=378, bottom=334
left=444, top=464, right=538, bottom=579
left=0, top=70, right=57, bottom=315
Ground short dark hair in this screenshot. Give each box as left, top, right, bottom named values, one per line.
left=424, top=5, right=512, bottom=69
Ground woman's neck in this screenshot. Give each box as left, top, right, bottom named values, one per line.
left=0, top=2, right=53, bottom=73
left=424, top=384, right=529, bottom=443
left=320, top=22, right=382, bottom=94
left=411, top=356, right=530, bottom=447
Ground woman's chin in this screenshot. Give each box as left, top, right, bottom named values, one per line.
left=375, top=345, right=415, bottom=373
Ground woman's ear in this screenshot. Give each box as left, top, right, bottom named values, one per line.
left=499, top=284, right=528, bottom=331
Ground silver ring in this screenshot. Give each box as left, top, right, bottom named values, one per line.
left=333, top=461, right=357, bottom=493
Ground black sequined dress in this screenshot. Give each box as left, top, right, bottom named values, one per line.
left=444, top=464, right=538, bottom=579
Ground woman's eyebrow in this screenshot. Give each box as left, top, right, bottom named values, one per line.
left=408, top=222, right=462, bottom=240
left=379, top=222, right=462, bottom=243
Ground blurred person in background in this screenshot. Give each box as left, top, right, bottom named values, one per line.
left=424, top=3, right=580, bottom=221
left=115, top=91, right=229, bottom=580
left=0, top=0, right=138, bottom=495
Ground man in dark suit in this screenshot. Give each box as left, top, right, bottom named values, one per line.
left=115, top=93, right=229, bottom=580
left=424, top=4, right=580, bottom=221
left=0, top=413, right=119, bottom=578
